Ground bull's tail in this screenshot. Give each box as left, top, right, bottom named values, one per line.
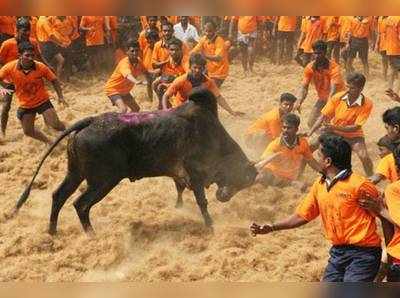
left=14, top=117, right=93, bottom=213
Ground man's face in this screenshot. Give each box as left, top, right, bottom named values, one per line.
left=127, top=46, right=140, bottom=62
left=313, top=49, right=325, bottom=61
left=205, top=25, right=216, bottom=40
left=282, top=121, right=298, bottom=139
left=316, top=145, right=329, bottom=173
left=148, top=17, right=158, bottom=28
left=168, top=44, right=182, bottom=61
left=20, top=50, right=34, bottom=66
left=190, top=63, right=204, bottom=79
left=279, top=100, right=294, bottom=115
left=181, top=16, right=189, bottom=26
left=346, top=81, right=363, bottom=98
left=385, top=123, right=400, bottom=140
left=378, top=145, right=391, bottom=158
left=162, top=25, right=173, bottom=40
left=17, top=27, right=30, bottom=40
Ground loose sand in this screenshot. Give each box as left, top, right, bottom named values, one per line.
left=0, top=54, right=397, bottom=281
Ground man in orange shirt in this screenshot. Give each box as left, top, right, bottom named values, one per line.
left=295, top=16, right=325, bottom=67
left=245, top=92, right=297, bottom=155
left=151, top=22, right=176, bottom=70
left=346, top=16, right=372, bottom=77
left=104, top=40, right=150, bottom=113
left=296, top=40, right=345, bottom=128
left=274, top=16, right=297, bottom=64
left=0, top=16, right=16, bottom=45
left=308, top=72, right=374, bottom=176
left=324, top=16, right=341, bottom=63
left=385, top=16, right=400, bottom=91
left=375, top=16, right=389, bottom=81
left=251, top=133, right=382, bottom=282
left=141, top=29, right=160, bottom=101
left=191, top=21, right=229, bottom=87
left=152, top=37, right=188, bottom=109
left=0, top=42, right=67, bottom=144
left=138, top=16, right=160, bottom=51
left=360, top=146, right=400, bottom=281
left=80, top=16, right=111, bottom=73
left=254, top=113, right=321, bottom=189
left=229, top=16, right=263, bottom=74
left=162, top=53, right=242, bottom=117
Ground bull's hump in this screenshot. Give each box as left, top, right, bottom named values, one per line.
left=117, top=109, right=173, bottom=125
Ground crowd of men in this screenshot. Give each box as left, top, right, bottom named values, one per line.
left=1, top=15, right=400, bottom=282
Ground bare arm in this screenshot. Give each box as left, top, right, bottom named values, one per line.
left=250, top=214, right=308, bottom=236
left=216, top=95, right=243, bottom=116
left=51, top=79, right=68, bottom=107
left=296, top=84, right=309, bottom=111
left=306, top=158, right=322, bottom=173
left=308, top=114, right=326, bottom=137
left=255, top=152, right=282, bottom=170
left=161, top=92, right=171, bottom=110
left=369, top=173, right=385, bottom=185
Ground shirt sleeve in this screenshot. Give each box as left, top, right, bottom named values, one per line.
left=376, top=155, right=390, bottom=179
left=261, top=140, right=279, bottom=159
left=40, top=63, right=57, bottom=81
left=385, top=183, right=400, bottom=227
left=119, top=59, right=132, bottom=77
left=296, top=182, right=320, bottom=221
left=0, top=63, right=10, bottom=81
left=301, top=139, right=314, bottom=160
left=320, top=96, right=338, bottom=119
left=302, top=65, right=313, bottom=85
left=354, top=101, right=373, bottom=126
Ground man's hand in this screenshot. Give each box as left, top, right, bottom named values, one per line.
left=358, top=194, right=385, bottom=217
left=0, top=87, right=13, bottom=97
left=58, top=97, right=69, bottom=107
left=386, top=88, right=400, bottom=103
left=250, top=223, right=274, bottom=236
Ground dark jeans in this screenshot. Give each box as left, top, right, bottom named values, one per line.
left=323, top=245, right=382, bottom=282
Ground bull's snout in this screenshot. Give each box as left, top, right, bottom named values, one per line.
left=216, top=186, right=234, bottom=202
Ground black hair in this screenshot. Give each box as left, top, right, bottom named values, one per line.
left=318, top=133, right=352, bottom=171
left=280, top=92, right=297, bottom=103
left=189, top=53, right=206, bottom=67
left=382, top=107, right=400, bottom=127
left=16, top=18, right=31, bottom=30
left=126, top=39, right=140, bottom=50
left=313, top=55, right=330, bottom=70
left=282, top=113, right=300, bottom=128
left=377, top=135, right=394, bottom=151
left=167, top=37, right=183, bottom=49
left=205, top=21, right=217, bottom=30
left=312, top=40, right=327, bottom=54
left=145, top=29, right=160, bottom=41
left=393, top=145, right=400, bottom=169
left=18, top=41, right=34, bottom=54
left=346, top=72, right=366, bottom=89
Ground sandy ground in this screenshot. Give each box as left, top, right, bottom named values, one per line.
left=0, top=54, right=397, bottom=281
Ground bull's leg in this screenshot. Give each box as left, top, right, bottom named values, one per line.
left=49, top=171, right=83, bottom=235
left=192, top=184, right=213, bottom=227
left=73, top=180, right=119, bottom=235
left=174, top=179, right=185, bottom=208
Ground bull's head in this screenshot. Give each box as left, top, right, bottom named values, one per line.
left=214, top=153, right=257, bottom=202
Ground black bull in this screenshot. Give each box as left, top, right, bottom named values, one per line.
left=14, top=89, right=257, bottom=235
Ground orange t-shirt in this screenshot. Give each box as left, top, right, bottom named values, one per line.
left=321, top=91, right=373, bottom=138
left=296, top=173, right=381, bottom=247
left=114, top=48, right=127, bottom=65
left=105, top=56, right=146, bottom=96
left=301, top=18, right=325, bottom=53
left=67, top=16, right=80, bottom=40
left=0, top=59, right=56, bottom=108
left=261, top=136, right=313, bottom=181
left=384, top=181, right=400, bottom=260
left=0, top=37, right=41, bottom=65
left=321, top=91, right=373, bottom=139
left=377, top=16, right=389, bottom=52
left=324, top=16, right=340, bottom=42
left=233, top=16, right=262, bottom=34
left=36, top=16, right=53, bottom=43
left=277, top=16, right=297, bottom=32
left=191, top=35, right=229, bottom=80
left=165, top=73, right=221, bottom=108
left=338, top=16, right=353, bottom=43
left=303, top=59, right=345, bottom=101
left=0, top=16, right=16, bottom=36
left=161, top=56, right=188, bottom=77
left=246, top=107, right=282, bottom=140
left=376, top=153, right=399, bottom=183
left=350, top=16, right=372, bottom=39
left=80, top=16, right=105, bottom=46
left=47, top=16, right=73, bottom=47
left=385, top=16, right=400, bottom=56
left=142, top=44, right=154, bottom=71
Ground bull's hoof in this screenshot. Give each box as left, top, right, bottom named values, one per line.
left=48, top=228, right=57, bottom=236
left=204, top=215, right=213, bottom=227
